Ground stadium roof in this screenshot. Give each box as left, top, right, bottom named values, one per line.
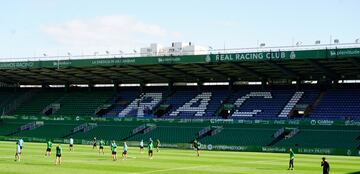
left=0, top=45, right=360, bottom=85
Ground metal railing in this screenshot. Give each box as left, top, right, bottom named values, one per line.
left=0, top=43, right=359, bottom=62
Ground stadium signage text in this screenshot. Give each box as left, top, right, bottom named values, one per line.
left=210, top=119, right=235, bottom=124
left=214, top=52, right=287, bottom=62
left=262, top=147, right=287, bottom=152
left=52, top=61, right=71, bottom=66
left=208, top=145, right=248, bottom=151
left=4, top=116, right=359, bottom=127
left=310, top=120, right=334, bottom=126
left=158, top=57, right=181, bottom=63
left=0, top=62, right=34, bottom=69
left=344, top=120, right=360, bottom=126
left=91, top=58, right=136, bottom=65
left=329, top=49, right=360, bottom=57
left=297, top=148, right=331, bottom=154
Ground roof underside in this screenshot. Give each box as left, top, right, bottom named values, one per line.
left=0, top=57, right=359, bottom=85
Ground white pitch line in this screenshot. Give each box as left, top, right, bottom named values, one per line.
left=0, top=157, right=13, bottom=159
left=243, top=159, right=287, bottom=163
left=131, top=165, right=209, bottom=174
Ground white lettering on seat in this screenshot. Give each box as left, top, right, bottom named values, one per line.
left=278, top=92, right=304, bottom=118
left=231, top=92, right=272, bottom=117
left=169, top=92, right=212, bottom=117
left=118, top=93, right=163, bottom=117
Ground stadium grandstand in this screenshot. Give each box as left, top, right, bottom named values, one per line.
left=1, top=43, right=360, bottom=156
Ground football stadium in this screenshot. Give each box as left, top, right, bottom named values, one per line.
left=1, top=1, right=360, bottom=174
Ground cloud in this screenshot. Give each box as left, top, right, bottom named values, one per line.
left=41, top=15, right=181, bottom=53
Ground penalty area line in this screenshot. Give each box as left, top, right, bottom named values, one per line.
left=131, top=165, right=209, bottom=174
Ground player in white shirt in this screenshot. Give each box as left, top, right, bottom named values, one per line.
left=69, top=138, right=74, bottom=151
left=15, top=141, right=21, bottom=162
left=19, top=139, right=24, bottom=150
left=140, top=140, right=144, bottom=153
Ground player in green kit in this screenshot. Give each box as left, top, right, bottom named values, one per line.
left=288, top=148, right=295, bottom=170
left=110, top=140, right=117, bottom=161
left=55, top=144, right=62, bottom=165
left=45, top=140, right=52, bottom=156
left=99, top=139, right=105, bottom=155
left=148, top=140, right=154, bottom=159
left=193, top=139, right=201, bottom=157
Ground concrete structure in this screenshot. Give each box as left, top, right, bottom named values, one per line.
left=140, top=42, right=208, bottom=56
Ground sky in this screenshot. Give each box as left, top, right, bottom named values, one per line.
left=0, top=0, right=359, bottom=58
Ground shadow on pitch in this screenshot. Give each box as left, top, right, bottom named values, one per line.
left=348, top=172, right=360, bottom=174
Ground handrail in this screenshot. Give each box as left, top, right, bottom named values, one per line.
left=0, top=43, right=359, bottom=62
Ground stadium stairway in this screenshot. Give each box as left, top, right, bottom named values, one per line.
left=0, top=120, right=28, bottom=136
left=310, top=89, right=360, bottom=120
left=195, top=126, right=224, bottom=142
left=71, top=123, right=139, bottom=141
left=274, top=127, right=360, bottom=148
left=61, top=123, right=98, bottom=138
left=6, top=121, right=44, bottom=136
left=214, top=93, right=234, bottom=118
left=122, top=123, right=157, bottom=140
left=5, top=128, right=21, bottom=136
left=267, top=127, right=300, bottom=146
left=12, top=123, right=72, bottom=139
left=127, top=125, right=202, bottom=144
left=201, top=125, right=277, bottom=146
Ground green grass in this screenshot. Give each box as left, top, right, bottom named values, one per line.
left=0, top=141, right=359, bottom=174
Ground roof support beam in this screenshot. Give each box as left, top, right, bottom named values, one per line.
left=23, top=69, right=69, bottom=83
left=46, top=68, right=93, bottom=83
left=0, top=71, right=19, bottom=84
left=230, top=63, right=265, bottom=80
left=1, top=70, right=42, bottom=84
left=160, top=65, right=202, bottom=82
left=101, top=67, right=145, bottom=83
left=128, top=65, right=170, bottom=82
left=73, top=68, right=114, bottom=82
left=0, top=76, right=18, bottom=84
left=304, top=59, right=338, bottom=79
left=350, top=58, right=360, bottom=69
left=191, top=64, right=230, bottom=80
left=264, top=61, right=298, bottom=78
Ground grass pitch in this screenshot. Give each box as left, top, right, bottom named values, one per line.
left=0, top=141, right=359, bottom=174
